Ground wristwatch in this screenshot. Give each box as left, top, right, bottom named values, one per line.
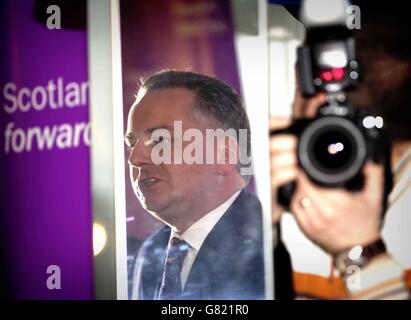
left=334, top=238, right=387, bottom=277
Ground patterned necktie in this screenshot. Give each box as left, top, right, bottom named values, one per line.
left=157, top=237, right=189, bottom=300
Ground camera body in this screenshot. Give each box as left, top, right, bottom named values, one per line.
left=274, top=21, right=392, bottom=208
left=276, top=104, right=391, bottom=207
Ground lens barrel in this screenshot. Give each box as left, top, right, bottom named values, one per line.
left=298, top=116, right=367, bottom=186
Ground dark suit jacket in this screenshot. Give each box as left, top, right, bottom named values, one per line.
left=131, top=190, right=266, bottom=300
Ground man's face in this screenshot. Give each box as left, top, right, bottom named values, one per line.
left=125, top=88, right=218, bottom=224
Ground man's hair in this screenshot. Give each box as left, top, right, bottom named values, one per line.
left=348, top=5, right=411, bottom=141
left=138, top=70, right=252, bottom=182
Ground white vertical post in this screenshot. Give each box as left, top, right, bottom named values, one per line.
left=88, top=0, right=127, bottom=300
left=231, top=0, right=274, bottom=300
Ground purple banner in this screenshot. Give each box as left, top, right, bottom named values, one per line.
left=0, top=0, right=93, bottom=299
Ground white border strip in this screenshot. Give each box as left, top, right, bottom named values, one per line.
left=231, top=0, right=274, bottom=299
left=88, top=0, right=127, bottom=299
left=110, top=0, right=128, bottom=300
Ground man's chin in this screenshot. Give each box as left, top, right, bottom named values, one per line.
left=143, top=200, right=178, bottom=224
left=140, top=198, right=170, bottom=215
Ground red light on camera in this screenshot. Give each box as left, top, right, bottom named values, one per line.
left=319, top=68, right=345, bottom=82
left=332, top=67, right=345, bottom=81
left=320, top=70, right=333, bottom=81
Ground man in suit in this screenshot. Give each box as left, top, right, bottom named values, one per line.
left=126, top=70, right=266, bottom=300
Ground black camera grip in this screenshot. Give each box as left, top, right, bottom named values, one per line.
left=277, top=181, right=296, bottom=210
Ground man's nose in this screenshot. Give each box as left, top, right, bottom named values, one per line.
left=128, top=140, right=153, bottom=169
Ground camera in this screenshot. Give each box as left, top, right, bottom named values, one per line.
left=271, top=0, right=392, bottom=209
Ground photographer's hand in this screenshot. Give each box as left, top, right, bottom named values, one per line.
left=270, top=93, right=327, bottom=225
left=290, top=88, right=383, bottom=254
left=290, top=163, right=384, bottom=254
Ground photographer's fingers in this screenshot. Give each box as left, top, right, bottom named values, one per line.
left=303, top=93, right=327, bottom=118
left=270, top=135, right=298, bottom=187
left=270, top=116, right=291, bottom=131
left=290, top=182, right=320, bottom=240
left=272, top=167, right=299, bottom=189
left=293, top=171, right=339, bottom=222
left=295, top=162, right=384, bottom=206
left=271, top=161, right=298, bottom=222
left=270, top=152, right=297, bottom=170
left=296, top=168, right=351, bottom=202
left=270, top=135, right=297, bottom=155
left=270, top=133, right=298, bottom=223
left=291, top=171, right=356, bottom=254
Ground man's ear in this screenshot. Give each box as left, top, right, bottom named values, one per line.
left=216, top=135, right=239, bottom=176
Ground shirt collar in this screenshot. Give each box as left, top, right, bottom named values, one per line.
left=171, top=190, right=242, bottom=252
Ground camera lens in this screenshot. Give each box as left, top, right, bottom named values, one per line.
left=298, top=117, right=366, bottom=186
left=311, top=129, right=354, bottom=172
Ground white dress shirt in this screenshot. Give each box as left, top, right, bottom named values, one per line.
left=170, top=190, right=241, bottom=288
